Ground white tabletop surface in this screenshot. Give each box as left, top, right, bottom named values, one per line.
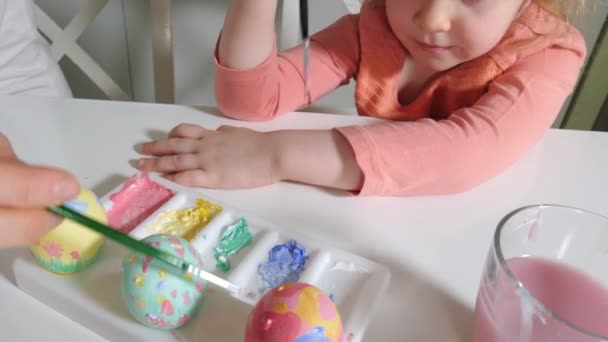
left=1, top=94, right=608, bottom=341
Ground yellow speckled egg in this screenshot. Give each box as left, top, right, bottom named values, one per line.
left=30, top=188, right=106, bottom=274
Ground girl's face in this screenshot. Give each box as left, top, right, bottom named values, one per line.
left=386, top=0, right=529, bottom=71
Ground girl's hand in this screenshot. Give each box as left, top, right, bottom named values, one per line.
left=137, top=123, right=364, bottom=192
left=136, top=124, right=281, bottom=189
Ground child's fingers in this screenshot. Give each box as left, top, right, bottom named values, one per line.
left=164, top=170, right=212, bottom=188
left=136, top=154, right=200, bottom=173
left=139, top=138, right=199, bottom=156
left=0, top=162, right=80, bottom=208
left=168, top=124, right=211, bottom=139
left=0, top=207, right=61, bottom=248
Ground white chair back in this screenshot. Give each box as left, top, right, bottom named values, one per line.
left=35, top=0, right=175, bottom=103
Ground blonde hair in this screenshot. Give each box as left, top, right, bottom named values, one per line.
left=537, top=0, right=587, bottom=20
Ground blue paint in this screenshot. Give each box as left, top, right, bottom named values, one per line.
left=294, top=327, right=330, bottom=342
left=64, top=199, right=88, bottom=213
left=157, top=280, right=167, bottom=290
left=329, top=294, right=335, bottom=302
left=258, top=240, right=308, bottom=288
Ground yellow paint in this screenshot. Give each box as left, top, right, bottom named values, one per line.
left=157, top=295, right=166, bottom=305
left=169, top=242, right=183, bottom=250
left=158, top=269, right=167, bottom=279
left=276, top=302, right=289, bottom=313
left=145, top=198, right=222, bottom=241
left=128, top=255, right=139, bottom=265
left=293, top=286, right=342, bottom=340
left=134, top=275, right=145, bottom=288
left=184, top=272, right=193, bottom=282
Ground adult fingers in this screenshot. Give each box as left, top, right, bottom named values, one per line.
left=0, top=207, right=62, bottom=248
left=0, top=162, right=80, bottom=208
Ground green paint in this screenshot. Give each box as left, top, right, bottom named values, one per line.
left=213, top=218, right=252, bottom=272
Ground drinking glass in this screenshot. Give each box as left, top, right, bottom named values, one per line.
left=474, top=205, right=608, bottom=341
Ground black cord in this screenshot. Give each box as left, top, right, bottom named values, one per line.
left=299, top=0, right=308, bottom=40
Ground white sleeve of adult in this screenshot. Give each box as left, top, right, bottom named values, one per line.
left=0, top=0, right=71, bottom=97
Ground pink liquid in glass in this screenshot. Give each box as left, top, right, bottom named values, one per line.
left=475, top=257, right=608, bottom=341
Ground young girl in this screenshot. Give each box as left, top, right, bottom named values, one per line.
left=137, top=0, right=587, bottom=196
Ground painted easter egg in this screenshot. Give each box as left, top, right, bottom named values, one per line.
left=31, top=188, right=106, bottom=274
left=245, top=282, right=343, bottom=342
left=121, top=234, right=207, bottom=330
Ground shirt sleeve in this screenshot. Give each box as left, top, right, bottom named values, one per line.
left=337, top=43, right=586, bottom=196
left=0, top=1, right=71, bottom=97
left=214, top=14, right=360, bottom=121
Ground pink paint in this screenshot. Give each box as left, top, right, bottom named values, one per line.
left=171, top=289, right=177, bottom=298
left=245, top=311, right=301, bottom=342
left=475, top=257, right=608, bottom=341
left=171, top=331, right=184, bottom=342
left=183, top=292, right=191, bottom=305
left=43, top=242, right=63, bottom=258
left=317, top=291, right=337, bottom=321
left=142, top=256, right=152, bottom=273
left=177, top=315, right=190, bottom=326
left=107, top=173, right=173, bottom=233
left=283, top=291, right=300, bottom=312
left=161, top=299, right=174, bottom=316
left=168, top=237, right=185, bottom=258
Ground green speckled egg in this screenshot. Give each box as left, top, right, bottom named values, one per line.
left=120, top=234, right=207, bottom=330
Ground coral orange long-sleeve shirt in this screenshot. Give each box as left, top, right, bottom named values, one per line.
left=214, top=1, right=586, bottom=196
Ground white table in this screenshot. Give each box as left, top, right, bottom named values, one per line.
left=1, top=94, right=608, bottom=341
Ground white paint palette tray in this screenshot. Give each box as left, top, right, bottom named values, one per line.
left=13, top=172, right=390, bottom=341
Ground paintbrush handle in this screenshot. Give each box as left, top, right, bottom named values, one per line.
left=299, top=0, right=308, bottom=40
left=47, top=205, right=242, bottom=297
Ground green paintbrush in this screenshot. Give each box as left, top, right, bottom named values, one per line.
left=47, top=204, right=255, bottom=303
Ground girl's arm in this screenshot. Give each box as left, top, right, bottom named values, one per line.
left=215, top=13, right=360, bottom=120
left=264, top=42, right=585, bottom=196
left=332, top=45, right=586, bottom=196
left=140, top=43, right=584, bottom=195
left=217, top=0, right=277, bottom=69
left=269, top=129, right=364, bottom=191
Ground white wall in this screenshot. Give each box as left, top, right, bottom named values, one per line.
left=37, top=0, right=607, bottom=125
left=555, top=1, right=608, bottom=126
